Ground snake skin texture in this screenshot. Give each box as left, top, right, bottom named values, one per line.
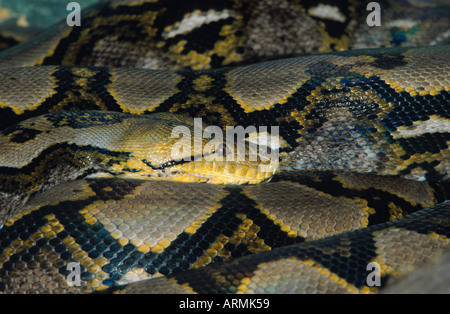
left=0, top=0, right=449, bottom=294
left=112, top=200, right=450, bottom=294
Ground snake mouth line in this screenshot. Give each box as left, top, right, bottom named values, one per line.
left=142, top=158, right=198, bottom=171
left=169, top=117, right=280, bottom=174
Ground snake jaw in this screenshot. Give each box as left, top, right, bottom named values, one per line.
left=109, top=112, right=281, bottom=184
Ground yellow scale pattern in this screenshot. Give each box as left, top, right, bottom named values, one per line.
left=0, top=0, right=449, bottom=294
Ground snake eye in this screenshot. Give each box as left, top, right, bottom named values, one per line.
left=221, top=143, right=233, bottom=157
left=207, top=142, right=230, bottom=158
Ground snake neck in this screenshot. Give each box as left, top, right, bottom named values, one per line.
left=0, top=143, right=99, bottom=226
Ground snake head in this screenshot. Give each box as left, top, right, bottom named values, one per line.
left=108, top=112, right=279, bottom=184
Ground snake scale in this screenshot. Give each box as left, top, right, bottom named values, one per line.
left=0, top=0, right=449, bottom=294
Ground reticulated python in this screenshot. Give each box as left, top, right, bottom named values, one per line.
left=0, top=0, right=449, bottom=294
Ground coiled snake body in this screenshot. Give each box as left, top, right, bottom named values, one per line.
left=0, top=0, right=449, bottom=294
